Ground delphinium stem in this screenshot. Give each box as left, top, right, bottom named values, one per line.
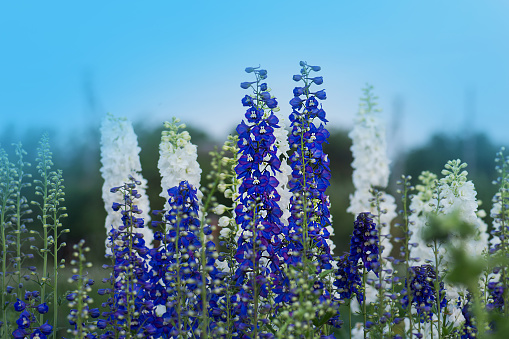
left=431, top=183, right=445, bottom=339
left=252, top=203, right=259, bottom=339
left=400, top=176, right=414, bottom=337
left=174, top=211, right=183, bottom=335
left=349, top=304, right=352, bottom=339
left=198, top=158, right=220, bottom=338
left=371, top=189, right=386, bottom=336
left=362, top=265, right=367, bottom=339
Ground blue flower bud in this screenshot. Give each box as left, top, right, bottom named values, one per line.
left=39, top=322, right=53, bottom=335
left=24, top=291, right=32, bottom=300
left=89, top=308, right=100, bottom=318
left=311, top=76, right=323, bottom=85
left=261, top=92, right=271, bottom=101
left=240, top=82, right=255, bottom=89
left=310, top=65, right=321, bottom=71
left=66, top=293, right=77, bottom=301
left=299, top=61, right=306, bottom=67
left=293, top=87, right=304, bottom=96
left=315, top=90, right=327, bottom=100
left=97, top=319, right=107, bottom=329
left=290, top=97, right=303, bottom=109
left=245, top=66, right=256, bottom=73
left=293, top=75, right=302, bottom=81
left=260, top=83, right=268, bottom=91
left=266, top=98, right=278, bottom=109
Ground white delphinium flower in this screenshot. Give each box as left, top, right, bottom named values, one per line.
left=348, top=86, right=396, bottom=304
left=158, top=118, right=202, bottom=210
left=100, top=113, right=153, bottom=251
left=438, top=160, right=488, bottom=257
left=409, top=160, right=489, bottom=333
left=347, top=86, right=396, bottom=256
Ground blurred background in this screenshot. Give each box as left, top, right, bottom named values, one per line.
left=1, top=1, right=509, bottom=260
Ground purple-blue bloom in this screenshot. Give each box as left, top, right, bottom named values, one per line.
left=349, top=212, right=379, bottom=273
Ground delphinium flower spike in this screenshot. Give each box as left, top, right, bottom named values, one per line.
left=283, top=61, right=339, bottom=335
left=8, top=143, right=36, bottom=337
left=31, top=134, right=69, bottom=332
left=147, top=180, right=220, bottom=337
left=0, top=146, right=18, bottom=336
left=401, top=265, right=446, bottom=332
left=100, top=113, right=153, bottom=251
left=286, top=61, right=335, bottom=266
left=409, top=160, right=488, bottom=336
left=348, top=212, right=379, bottom=336
left=99, top=177, right=155, bottom=337
left=234, top=66, right=285, bottom=337
left=347, top=86, right=397, bottom=321
left=66, top=240, right=98, bottom=339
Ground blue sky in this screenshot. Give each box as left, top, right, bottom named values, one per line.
left=1, top=1, right=509, bottom=154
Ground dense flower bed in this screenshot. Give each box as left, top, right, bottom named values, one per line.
left=1, top=62, right=508, bottom=338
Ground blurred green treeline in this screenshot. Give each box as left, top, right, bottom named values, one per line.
left=0, top=122, right=504, bottom=263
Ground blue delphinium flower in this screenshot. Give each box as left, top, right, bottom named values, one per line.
left=334, top=254, right=362, bottom=303
left=460, top=294, right=477, bottom=338
left=349, top=212, right=379, bottom=274
left=487, top=280, right=505, bottom=312
left=401, top=264, right=447, bottom=323
left=11, top=291, right=54, bottom=338
left=233, top=66, right=285, bottom=337
left=98, top=177, right=156, bottom=337
left=147, top=180, right=220, bottom=337
left=284, top=61, right=333, bottom=271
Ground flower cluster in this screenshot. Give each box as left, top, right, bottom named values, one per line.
left=11, top=291, right=52, bottom=339
left=100, top=113, right=153, bottom=249
left=99, top=178, right=156, bottom=337
left=285, top=61, right=334, bottom=270
left=148, top=180, right=220, bottom=337
left=349, top=212, right=379, bottom=274
left=7, top=62, right=509, bottom=338
left=402, top=264, right=447, bottom=322
left=234, top=66, right=285, bottom=336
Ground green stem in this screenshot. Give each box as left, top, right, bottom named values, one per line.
left=363, top=265, right=367, bottom=339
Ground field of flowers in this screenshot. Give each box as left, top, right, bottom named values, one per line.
left=1, top=62, right=508, bottom=338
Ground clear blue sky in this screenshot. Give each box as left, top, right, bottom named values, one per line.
left=1, top=1, right=509, bottom=154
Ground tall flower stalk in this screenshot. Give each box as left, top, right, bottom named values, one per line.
left=234, top=66, right=285, bottom=337
left=0, top=146, right=17, bottom=336
left=100, top=113, right=153, bottom=250
left=31, top=134, right=69, bottom=337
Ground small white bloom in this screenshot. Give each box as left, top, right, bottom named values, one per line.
left=213, top=204, right=227, bottom=215
left=218, top=216, right=231, bottom=227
